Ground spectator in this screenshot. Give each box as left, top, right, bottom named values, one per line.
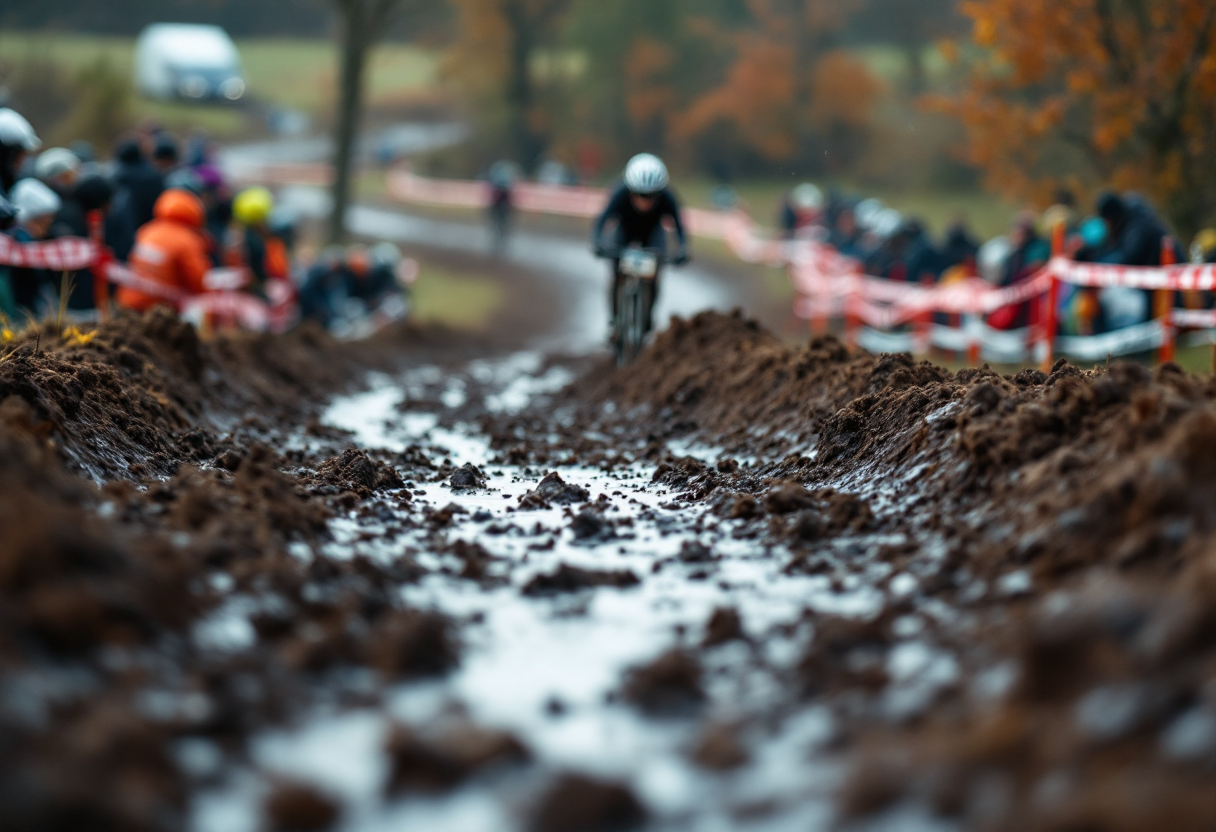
left=779, top=183, right=825, bottom=239
left=1001, top=212, right=1050, bottom=286
left=200, top=174, right=233, bottom=268
left=7, top=178, right=61, bottom=317
left=828, top=202, right=863, bottom=259
left=938, top=218, right=980, bottom=274
left=0, top=107, right=41, bottom=198
left=112, top=138, right=165, bottom=231
left=34, top=148, right=81, bottom=195
left=1095, top=192, right=1185, bottom=326
left=151, top=134, right=180, bottom=177
left=1095, top=191, right=1180, bottom=267
left=117, top=189, right=210, bottom=312
left=1191, top=229, right=1216, bottom=264
left=228, top=187, right=284, bottom=297
left=49, top=174, right=117, bottom=314
left=298, top=246, right=348, bottom=328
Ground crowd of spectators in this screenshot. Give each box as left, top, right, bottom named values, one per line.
left=778, top=182, right=1215, bottom=336
left=0, top=106, right=408, bottom=332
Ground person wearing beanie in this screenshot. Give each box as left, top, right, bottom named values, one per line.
left=112, top=137, right=164, bottom=229
left=151, top=134, right=180, bottom=176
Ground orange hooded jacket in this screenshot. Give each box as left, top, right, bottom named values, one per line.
left=117, top=189, right=210, bottom=312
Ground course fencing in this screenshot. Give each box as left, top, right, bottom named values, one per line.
left=384, top=167, right=1216, bottom=368
left=7, top=163, right=1213, bottom=365
left=0, top=233, right=296, bottom=332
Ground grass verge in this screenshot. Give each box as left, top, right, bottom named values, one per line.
left=411, top=265, right=505, bottom=331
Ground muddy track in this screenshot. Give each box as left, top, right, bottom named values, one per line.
left=2, top=309, right=1214, bottom=832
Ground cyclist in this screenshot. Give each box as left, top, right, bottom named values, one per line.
left=592, top=153, right=689, bottom=338
left=487, top=160, right=516, bottom=257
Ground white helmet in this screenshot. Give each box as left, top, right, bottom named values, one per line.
left=371, top=242, right=402, bottom=268
left=623, top=153, right=668, bottom=195
left=791, top=183, right=824, bottom=211
left=854, top=198, right=885, bottom=230
left=11, top=177, right=61, bottom=221
left=977, top=236, right=1013, bottom=285
left=35, top=148, right=81, bottom=181
left=0, top=108, right=41, bottom=152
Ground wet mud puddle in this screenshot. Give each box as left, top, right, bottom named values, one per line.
left=192, top=355, right=956, bottom=832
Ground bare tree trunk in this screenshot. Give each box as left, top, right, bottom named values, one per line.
left=503, top=1, right=541, bottom=169
left=329, top=3, right=370, bottom=244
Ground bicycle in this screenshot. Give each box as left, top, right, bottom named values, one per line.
left=600, top=244, right=665, bottom=366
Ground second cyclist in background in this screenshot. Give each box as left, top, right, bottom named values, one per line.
left=592, top=153, right=690, bottom=339
left=487, top=160, right=516, bottom=258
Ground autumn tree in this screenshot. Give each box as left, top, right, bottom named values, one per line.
left=445, top=0, right=573, bottom=169
left=934, top=0, right=1216, bottom=238
left=669, top=0, right=883, bottom=176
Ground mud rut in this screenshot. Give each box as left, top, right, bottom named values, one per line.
left=2, top=240, right=1215, bottom=829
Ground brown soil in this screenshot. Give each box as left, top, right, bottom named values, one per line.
left=553, top=310, right=1216, bottom=831
left=5, top=301, right=1215, bottom=831
left=0, top=310, right=467, bottom=832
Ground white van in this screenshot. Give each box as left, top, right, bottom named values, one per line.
left=135, top=24, right=246, bottom=102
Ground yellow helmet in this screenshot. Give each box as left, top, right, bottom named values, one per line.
left=1191, top=228, right=1216, bottom=262
left=233, top=187, right=274, bottom=226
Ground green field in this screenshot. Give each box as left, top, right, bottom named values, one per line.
left=675, top=177, right=1019, bottom=241
left=411, top=265, right=505, bottom=330
left=0, top=32, right=439, bottom=138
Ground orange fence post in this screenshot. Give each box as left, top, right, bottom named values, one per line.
left=1158, top=237, right=1176, bottom=364
left=1040, top=223, right=1066, bottom=372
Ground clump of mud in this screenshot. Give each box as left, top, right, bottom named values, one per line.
left=308, top=448, right=405, bottom=498
left=529, top=773, right=647, bottom=832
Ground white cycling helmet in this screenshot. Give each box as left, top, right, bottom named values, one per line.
left=0, top=108, right=41, bottom=152
left=623, top=153, right=668, bottom=195
left=791, top=183, right=824, bottom=211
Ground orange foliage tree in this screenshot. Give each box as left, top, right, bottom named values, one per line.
left=670, top=0, right=883, bottom=175
left=934, top=0, right=1216, bottom=237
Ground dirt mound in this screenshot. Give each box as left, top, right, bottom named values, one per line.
left=0, top=310, right=469, bottom=832
left=309, top=448, right=405, bottom=498
left=566, top=311, right=1216, bottom=827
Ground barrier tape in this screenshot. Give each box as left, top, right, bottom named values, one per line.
left=0, top=235, right=101, bottom=270
left=219, top=161, right=1216, bottom=359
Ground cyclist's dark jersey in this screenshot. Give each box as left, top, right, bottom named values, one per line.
left=592, top=185, right=687, bottom=248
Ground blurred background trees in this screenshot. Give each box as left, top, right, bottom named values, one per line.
left=931, top=0, right=1216, bottom=238
left=8, top=0, right=1216, bottom=234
